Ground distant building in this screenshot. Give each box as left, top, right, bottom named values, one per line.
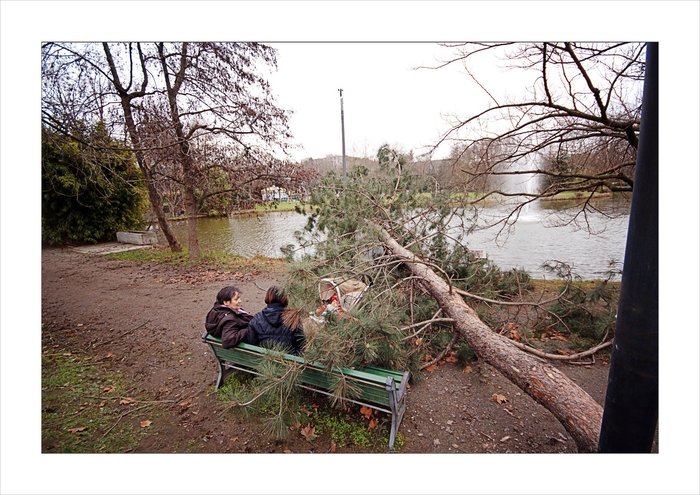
left=261, top=186, right=289, bottom=202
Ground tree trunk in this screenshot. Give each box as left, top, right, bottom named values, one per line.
left=379, top=228, right=603, bottom=452
left=183, top=183, right=201, bottom=258
left=158, top=42, right=200, bottom=259
left=120, top=105, right=182, bottom=252
left=142, top=167, right=182, bottom=251
left=102, top=43, right=182, bottom=252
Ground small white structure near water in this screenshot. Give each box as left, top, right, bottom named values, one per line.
left=261, top=186, right=289, bottom=202
left=116, top=230, right=158, bottom=245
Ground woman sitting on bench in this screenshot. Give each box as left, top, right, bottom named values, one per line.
left=205, top=286, right=254, bottom=349
left=247, top=286, right=305, bottom=355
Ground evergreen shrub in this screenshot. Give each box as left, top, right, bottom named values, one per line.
left=42, top=123, right=147, bottom=245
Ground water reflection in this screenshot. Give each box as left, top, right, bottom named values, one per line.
left=164, top=211, right=309, bottom=258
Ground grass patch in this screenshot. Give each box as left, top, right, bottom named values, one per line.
left=530, top=278, right=621, bottom=292
left=310, top=405, right=403, bottom=450
left=539, top=191, right=612, bottom=201
left=42, top=348, right=159, bottom=453
left=254, top=201, right=301, bottom=212
left=215, top=372, right=403, bottom=451
left=106, top=246, right=285, bottom=272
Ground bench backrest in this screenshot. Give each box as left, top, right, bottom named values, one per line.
left=203, top=333, right=407, bottom=409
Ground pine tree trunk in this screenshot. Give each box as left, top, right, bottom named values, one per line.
left=379, top=228, right=603, bottom=452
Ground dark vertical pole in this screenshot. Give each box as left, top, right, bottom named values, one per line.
left=599, top=42, right=658, bottom=452
left=339, top=88, right=347, bottom=178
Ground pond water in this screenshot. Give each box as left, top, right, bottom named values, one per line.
left=163, top=198, right=630, bottom=280
left=462, top=199, right=630, bottom=279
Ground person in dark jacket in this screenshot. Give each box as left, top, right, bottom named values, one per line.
left=248, top=286, right=305, bottom=355
left=205, top=286, right=254, bottom=349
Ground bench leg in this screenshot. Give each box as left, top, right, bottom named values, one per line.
left=386, top=378, right=404, bottom=450
left=206, top=343, right=231, bottom=389
left=385, top=374, right=409, bottom=450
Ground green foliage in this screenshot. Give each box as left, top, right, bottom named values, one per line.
left=255, top=201, right=301, bottom=212
left=541, top=147, right=573, bottom=191
left=217, top=349, right=304, bottom=440
left=221, top=158, right=620, bottom=440
left=530, top=261, right=620, bottom=348
left=42, top=123, right=148, bottom=245
left=548, top=279, right=618, bottom=344
left=287, top=163, right=538, bottom=373
left=309, top=405, right=400, bottom=449
left=425, top=237, right=533, bottom=300
left=376, top=143, right=412, bottom=169
left=217, top=372, right=402, bottom=450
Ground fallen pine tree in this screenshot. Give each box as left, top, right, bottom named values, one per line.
left=378, top=227, right=604, bottom=452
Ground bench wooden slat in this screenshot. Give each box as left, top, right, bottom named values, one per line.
left=204, top=335, right=401, bottom=390
left=202, top=332, right=409, bottom=449
left=208, top=341, right=394, bottom=407
left=357, top=365, right=405, bottom=382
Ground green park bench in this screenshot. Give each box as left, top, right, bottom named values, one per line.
left=201, top=332, right=410, bottom=449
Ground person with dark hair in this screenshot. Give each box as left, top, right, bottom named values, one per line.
left=205, top=286, right=254, bottom=349
left=247, top=286, right=305, bottom=355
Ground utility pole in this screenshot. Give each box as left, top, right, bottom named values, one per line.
left=338, top=88, right=347, bottom=178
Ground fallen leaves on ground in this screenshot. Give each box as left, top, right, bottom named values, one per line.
left=67, top=426, right=87, bottom=433
left=462, top=365, right=473, bottom=374
left=540, top=330, right=569, bottom=342
left=300, top=424, right=317, bottom=441
left=424, top=364, right=438, bottom=373
left=368, top=418, right=379, bottom=430
left=140, top=419, right=152, bottom=428
left=505, top=322, right=521, bottom=342
left=102, top=385, right=115, bottom=393
left=359, top=406, right=373, bottom=420
left=119, top=397, right=135, bottom=405
left=178, top=398, right=193, bottom=409
left=491, top=393, right=508, bottom=404
left=328, top=442, right=337, bottom=453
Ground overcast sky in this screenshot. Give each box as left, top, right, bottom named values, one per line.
left=267, top=42, right=506, bottom=161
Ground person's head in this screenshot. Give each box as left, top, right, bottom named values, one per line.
left=216, top=286, right=242, bottom=310
left=264, top=286, right=289, bottom=307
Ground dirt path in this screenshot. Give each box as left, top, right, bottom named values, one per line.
left=42, top=247, right=613, bottom=453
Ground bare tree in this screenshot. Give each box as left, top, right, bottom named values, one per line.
left=42, top=42, right=183, bottom=251
left=149, top=42, right=293, bottom=258
left=42, top=42, right=301, bottom=256
left=428, top=42, right=645, bottom=232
